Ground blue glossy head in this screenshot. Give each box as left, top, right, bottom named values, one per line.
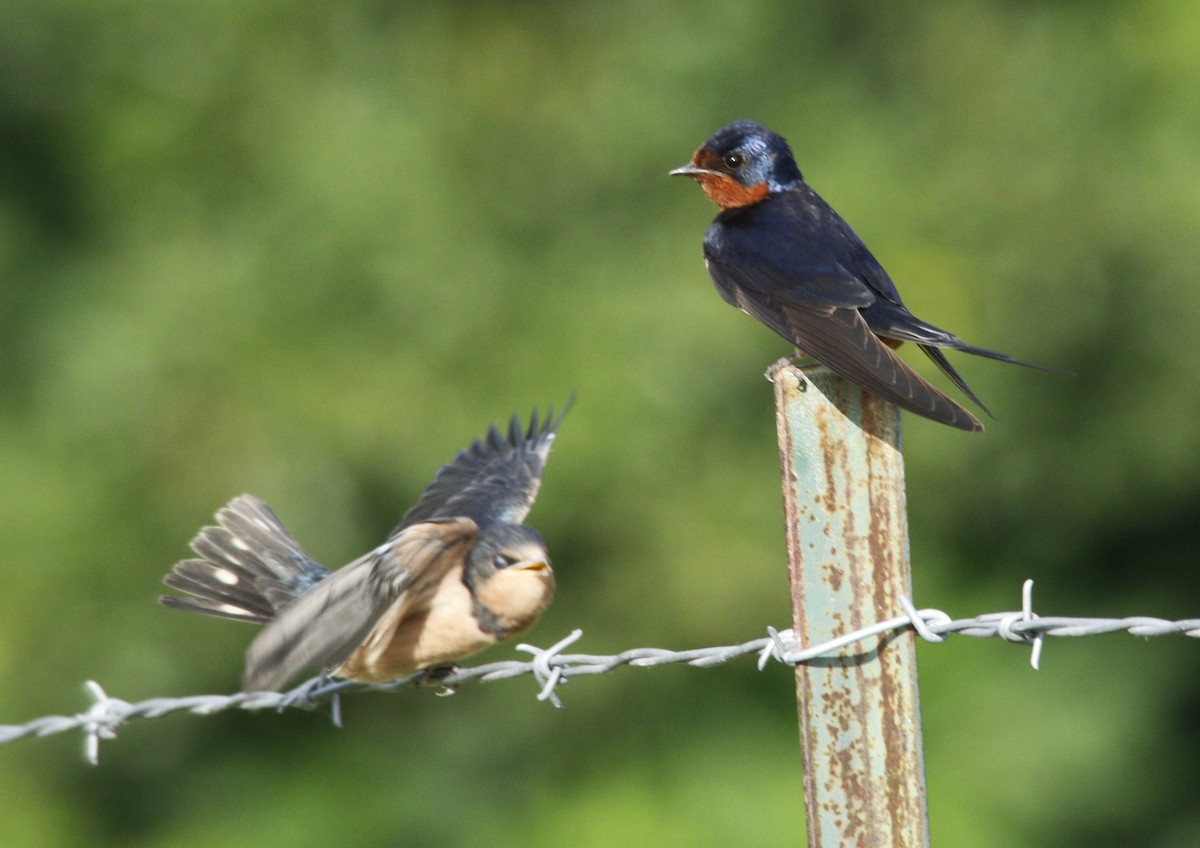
left=670, top=120, right=804, bottom=208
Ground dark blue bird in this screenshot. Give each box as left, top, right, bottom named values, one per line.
left=672, top=119, right=1059, bottom=431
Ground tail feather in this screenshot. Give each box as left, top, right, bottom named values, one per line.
left=919, top=345, right=995, bottom=420
left=164, top=559, right=277, bottom=619
left=950, top=341, right=1072, bottom=374
left=160, top=495, right=331, bottom=625
left=866, top=302, right=1070, bottom=376
left=161, top=577, right=275, bottom=623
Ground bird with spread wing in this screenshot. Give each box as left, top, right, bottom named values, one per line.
left=160, top=405, right=567, bottom=692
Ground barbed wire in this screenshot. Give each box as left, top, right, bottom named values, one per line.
left=3, top=580, right=1198, bottom=764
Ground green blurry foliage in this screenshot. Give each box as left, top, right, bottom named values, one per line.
left=1, top=2, right=1199, bottom=846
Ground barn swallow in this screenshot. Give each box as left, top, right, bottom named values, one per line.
left=671, top=119, right=1060, bottom=431
left=160, top=405, right=567, bottom=692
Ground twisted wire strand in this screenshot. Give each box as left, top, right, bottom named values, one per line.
left=3, top=580, right=1197, bottom=763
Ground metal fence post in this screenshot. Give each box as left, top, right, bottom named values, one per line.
left=771, top=361, right=931, bottom=848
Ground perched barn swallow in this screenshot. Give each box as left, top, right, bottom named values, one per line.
left=160, top=406, right=566, bottom=692
left=671, top=119, right=1059, bottom=431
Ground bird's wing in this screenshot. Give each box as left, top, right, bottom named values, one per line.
left=704, top=253, right=865, bottom=345
left=707, top=192, right=883, bottom=311
left=704, top=203, right=983, bottom=430
left=709, top=250, right=982, bottom=430
left=709, top=260, right=877, bottom=310
left=776, top=299, right=983, bottom=431
left=241, top=517, right=478, bottom=692
left=396, top=403, right=569, bottom=532
left=703, top=232, right=877, bottom=312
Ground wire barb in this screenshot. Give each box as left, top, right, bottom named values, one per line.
left=3, top=579, right=1199, bottom=763
left=80, top=682, right=126, bottom=765
left=517, top=629, right=583, bottom=708
left=898, top=596, right=950, bottom=644
left=759, top=627, right=797, bottom=670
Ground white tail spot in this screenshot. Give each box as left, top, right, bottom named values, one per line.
left=213, top=568, right=240, bottom=585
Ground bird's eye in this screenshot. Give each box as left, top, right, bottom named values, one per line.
left=723, top=153, right=745, bottom=169
left=494, top=554, right=511, bottom=569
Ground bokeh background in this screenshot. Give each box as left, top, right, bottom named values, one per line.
left=3, top=2, right=1200, bottom=846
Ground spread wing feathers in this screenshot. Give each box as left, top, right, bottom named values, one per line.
left=779, top=301, right=984, bottom=432
left=395, top=402, right=570, bottom=533
left=241, top=518, right=479, bottom=692
left=160, top=495, right=332, bottom=624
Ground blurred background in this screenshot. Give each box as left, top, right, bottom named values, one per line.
left=2, top=1, right=1199, bottom=845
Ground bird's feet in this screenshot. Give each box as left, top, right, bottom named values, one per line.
left=415, top=664, right=462, bottom=696
left=765, top=352, right=816, bottom=382
left=764, top=355, right=794, bottom=383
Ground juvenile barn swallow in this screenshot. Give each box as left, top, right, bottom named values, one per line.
left=160, top=406, right=566, bottom=692
left=671, top=119, right=1059, bottom=431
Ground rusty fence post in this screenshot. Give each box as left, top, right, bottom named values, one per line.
left=771, top=362, right=931, bottom=848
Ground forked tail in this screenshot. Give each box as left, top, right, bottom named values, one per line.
left=160, top=495, right=330, bottom=624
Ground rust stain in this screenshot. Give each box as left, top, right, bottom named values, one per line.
left=776, top=366, right=929, bottom=848
left=864, top=391, right=924, bottom=845
left=774, top=367, right=809, bottom=639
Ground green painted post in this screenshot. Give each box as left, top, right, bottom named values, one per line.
left=771, top=361, right=931, bottom=848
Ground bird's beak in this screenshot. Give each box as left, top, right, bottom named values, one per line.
left=669, top=164, right=715, bottom=179
left=516, top=560, right=551, bottom=573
